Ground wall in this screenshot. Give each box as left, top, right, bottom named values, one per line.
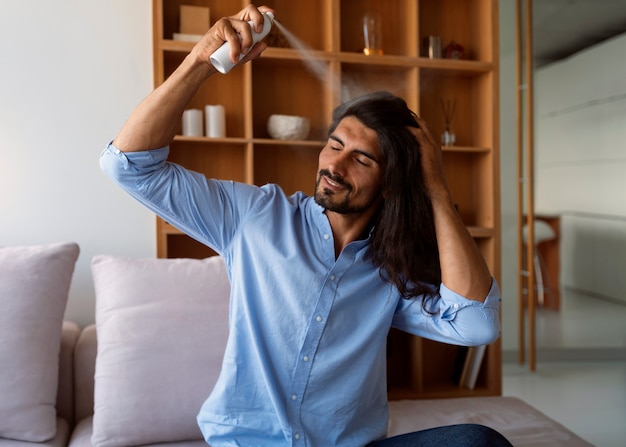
left=0, top=1, right=155, bottom=326
left=535, top=33, right=626, bottom=304
left=497, top=2, right=626, bottom=353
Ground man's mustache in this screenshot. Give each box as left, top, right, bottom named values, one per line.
left=318, top=169, right=352, bottom=191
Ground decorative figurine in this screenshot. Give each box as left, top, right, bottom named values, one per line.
left=444, top=40, right=465, bottom=59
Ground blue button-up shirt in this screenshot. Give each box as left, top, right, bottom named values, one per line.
left=100, top=143, right=501, bottom=447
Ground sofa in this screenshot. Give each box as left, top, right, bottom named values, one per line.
left=0, top=242, right=593, bottom=447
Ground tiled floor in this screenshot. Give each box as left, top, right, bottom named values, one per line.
left=502, top=288, right=626, bottom=446
left=534, top=288, right=626, bottom=351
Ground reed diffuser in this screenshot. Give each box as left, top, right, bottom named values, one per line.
left=440, top=98, right=456, bottom=146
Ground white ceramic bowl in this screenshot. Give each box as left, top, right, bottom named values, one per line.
left=267, top=114, right=310, bottom=140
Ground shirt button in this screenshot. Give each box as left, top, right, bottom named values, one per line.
left=330, top=275, right=336, bottom=281
left=316, top=315, right=323, bottom=322
left=291, top=394, right=297, bottom=401
left=303, top=355, right=309, bottom=362
left=323, top=234, right=330, bottom=240
left=295, top=434, right=301, bottom=440
left=453, top=303, right=460, bottom=309
left=114, top=148, right=121, bottom=154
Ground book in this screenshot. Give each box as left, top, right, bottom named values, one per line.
left=459, top=345, right=487, bottom=389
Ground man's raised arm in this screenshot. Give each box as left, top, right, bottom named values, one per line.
left=113, top=5, right=273, bottom=153
left=410, top=117, right=493, bottom=302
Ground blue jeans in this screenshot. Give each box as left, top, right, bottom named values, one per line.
left=367, top=424, right=514, bottom=447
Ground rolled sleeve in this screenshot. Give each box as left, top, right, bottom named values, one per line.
left=393, top=279, right=502, bottom=346
left=98, top=141, right=271, bottom=254
left=99, top=143, right=190, bottom=235
left=100, top=142, right=170, bottom=187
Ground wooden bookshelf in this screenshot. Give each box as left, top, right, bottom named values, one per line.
left=153, top=0, right=501, bottom=399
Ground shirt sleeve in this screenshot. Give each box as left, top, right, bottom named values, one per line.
left=99, top=142, right=263, bottom=254
left=391, top=279, right=502, bottom=346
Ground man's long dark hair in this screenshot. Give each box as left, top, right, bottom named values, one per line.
left=328, top=91, right=441, bottom=305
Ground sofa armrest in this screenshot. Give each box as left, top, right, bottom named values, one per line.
left=74, top=324, right=97, bottom=425
left=56, top=320, right=80, bottom=429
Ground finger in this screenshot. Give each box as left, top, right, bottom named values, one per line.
left=225, top=6, right=274, bottom=62
left=233, top=4, right=273, bottom=33
left=240, top=41, right=267, bottom=64
left=411, top=118, right=439, bottom=148
left=415, top=114, right=428, bottom=127
left=231, top=20, right=253, bottom=60
left=408, top=126, right=429, bottom=147
left=211, top=18, right=245, bottom=63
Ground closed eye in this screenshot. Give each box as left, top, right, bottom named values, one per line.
left=328, top=134, right=380, bottom=166
left=355, top=155, right=370, bottom=166
left=353, top=150, right=379, bottom=167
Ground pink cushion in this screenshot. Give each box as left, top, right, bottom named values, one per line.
left=90, top=255, right=230, bottom=447
left=0, top=242, right=79, bottom=442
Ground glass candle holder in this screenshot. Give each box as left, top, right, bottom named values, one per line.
left=362, top=12, right=383, bottom=56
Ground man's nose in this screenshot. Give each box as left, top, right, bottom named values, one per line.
left=327, top=151, right=349, bottom=176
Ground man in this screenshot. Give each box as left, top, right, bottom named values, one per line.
left=101, top=5, right=512, bottom=446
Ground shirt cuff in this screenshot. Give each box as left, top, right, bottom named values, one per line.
left=438, top=279, right=501, bottom=321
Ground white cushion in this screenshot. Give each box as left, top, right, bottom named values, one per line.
left=0, top=242, right=79, bottom=442
left=90, top=255, right=230, bottom=447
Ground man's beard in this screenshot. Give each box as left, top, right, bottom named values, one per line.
left=313, top=169, right=381, bottom=215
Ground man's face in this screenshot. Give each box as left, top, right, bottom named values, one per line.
left=314, top=116, right=384, bottom=215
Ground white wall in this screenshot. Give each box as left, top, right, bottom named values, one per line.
left=535, top=33, right=626, bottom=304
left=0, top=1, right=155, bottom=326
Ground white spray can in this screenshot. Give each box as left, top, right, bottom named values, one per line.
left=210, top=11, right=275, bottom=74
